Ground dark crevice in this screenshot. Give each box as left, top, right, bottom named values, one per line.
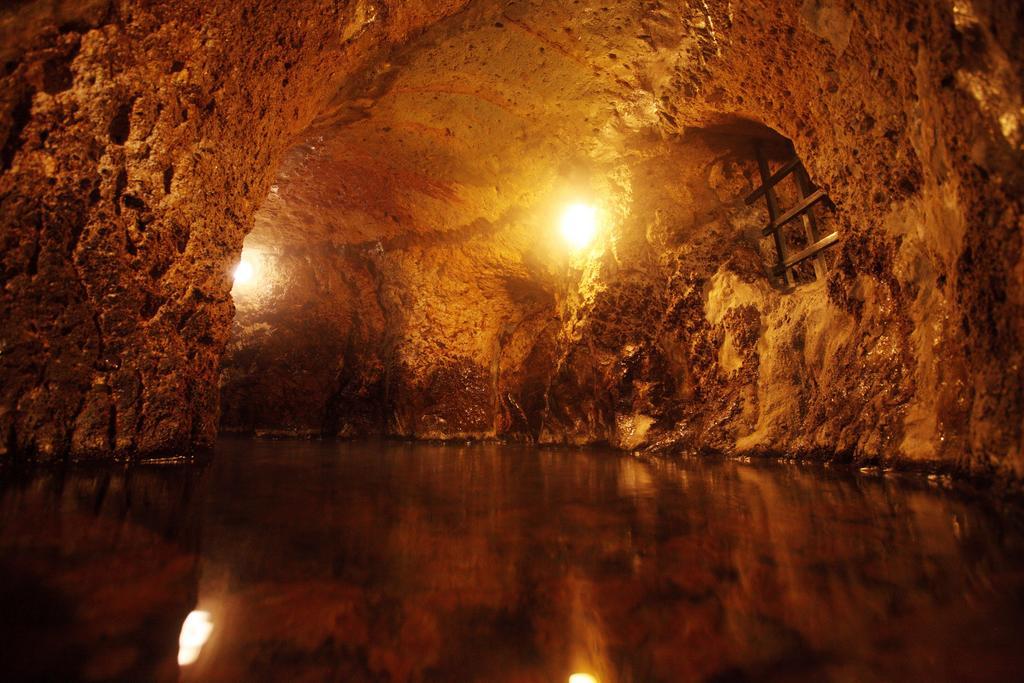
left=149, top=258, right=170, bottom=280
left=112, top=169, right=127, bottom=215
left=41, top=40, right=79, bottom=95
left=163, top=165, right=174, bottom=194
left=140, top=291, right=164, bottom=320
left=122, top=194, right=147, bottom=211
left=108, top=101, right=134, bottom=144
left=173, top=223, right=191, bottom=253
left=1, top=90, right=33, bottom=172
left=26, top=235, right=40, bottom=276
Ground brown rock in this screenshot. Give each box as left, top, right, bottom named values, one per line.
left=2, top=0, right=1022, bottom=486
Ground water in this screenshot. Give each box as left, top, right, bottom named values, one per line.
left=1, top=439, right=1022, bottom=682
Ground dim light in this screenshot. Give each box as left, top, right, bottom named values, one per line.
left=560, top=203, right=599, bottom=250
left=177, top=610, right=213, bottom=666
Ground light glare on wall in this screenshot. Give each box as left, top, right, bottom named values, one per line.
left=233, top=258, right=255, bottom=286
left=569, top=674, right=599, bottom=683
left=560, top=203, right=599, bottom=250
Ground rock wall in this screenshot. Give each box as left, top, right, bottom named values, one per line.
left=0, top=0, right=468, bottom=458
left=221, top=0, right=1023, bottom=485
left=3, top=0, right=1022, bottom=484
left=218, top=247, right=386, bottom=437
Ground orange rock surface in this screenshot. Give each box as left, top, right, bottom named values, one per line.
left=2, top=0, right=1022, bottom=484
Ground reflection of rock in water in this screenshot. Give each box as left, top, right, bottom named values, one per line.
left=178, top=440, right=1024, bottom=682
left=0, top=464, right=205, bottom=682
left=1, top=441, right=1023, bottom=681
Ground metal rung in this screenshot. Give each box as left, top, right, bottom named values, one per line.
left=761, top=189, right=827, bottom=236
left=744, top=158, right=801, bottom=205
left=772, top=231, right=839, bottom=276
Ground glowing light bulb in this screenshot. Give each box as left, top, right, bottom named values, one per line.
left=569, top=674, right=599, bottom=683
left=233, top=259, right=255, bottom=285
left=560, top=203, right=599, bottom=250
left=177, top=610, right=213, bottom=666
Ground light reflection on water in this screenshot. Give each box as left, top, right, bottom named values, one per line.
left=177, top=610, right=213, bottom=666
left=1, top=439, right=1023, bottom=682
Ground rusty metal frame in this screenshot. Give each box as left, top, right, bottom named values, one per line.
left=746, top=144, right=838, bottom=285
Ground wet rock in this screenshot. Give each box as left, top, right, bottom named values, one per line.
left=1, top=0, right=1022, bottom=486
left=0, top=0, right=470, bottom=459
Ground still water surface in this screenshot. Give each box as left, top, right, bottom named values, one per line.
left=1, top=439, right=1023, bottom=682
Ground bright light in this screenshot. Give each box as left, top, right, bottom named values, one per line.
left=233, top=259, right=255, bottom=285
left=178, top=610, right=213, bottom=666
left=560, top=203, right=599, bottom=250
left=569, top=674, right=599, bottom=683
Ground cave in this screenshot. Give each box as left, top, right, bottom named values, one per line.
left=1, top=0, right=1024, bottom=680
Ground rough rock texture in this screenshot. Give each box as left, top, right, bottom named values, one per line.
left=219, top=246, right=389, bottom=437
left=0, top=0, right=468, bottom=458
left=3, top=1, right=1023, bottom=483
left=222, top=0, right=1023, bottom=485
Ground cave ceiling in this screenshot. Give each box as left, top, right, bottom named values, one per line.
left=247, top=0, right=720, bottom=251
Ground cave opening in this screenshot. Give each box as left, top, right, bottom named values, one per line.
left=2, top=0, right=1024, bottom=680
